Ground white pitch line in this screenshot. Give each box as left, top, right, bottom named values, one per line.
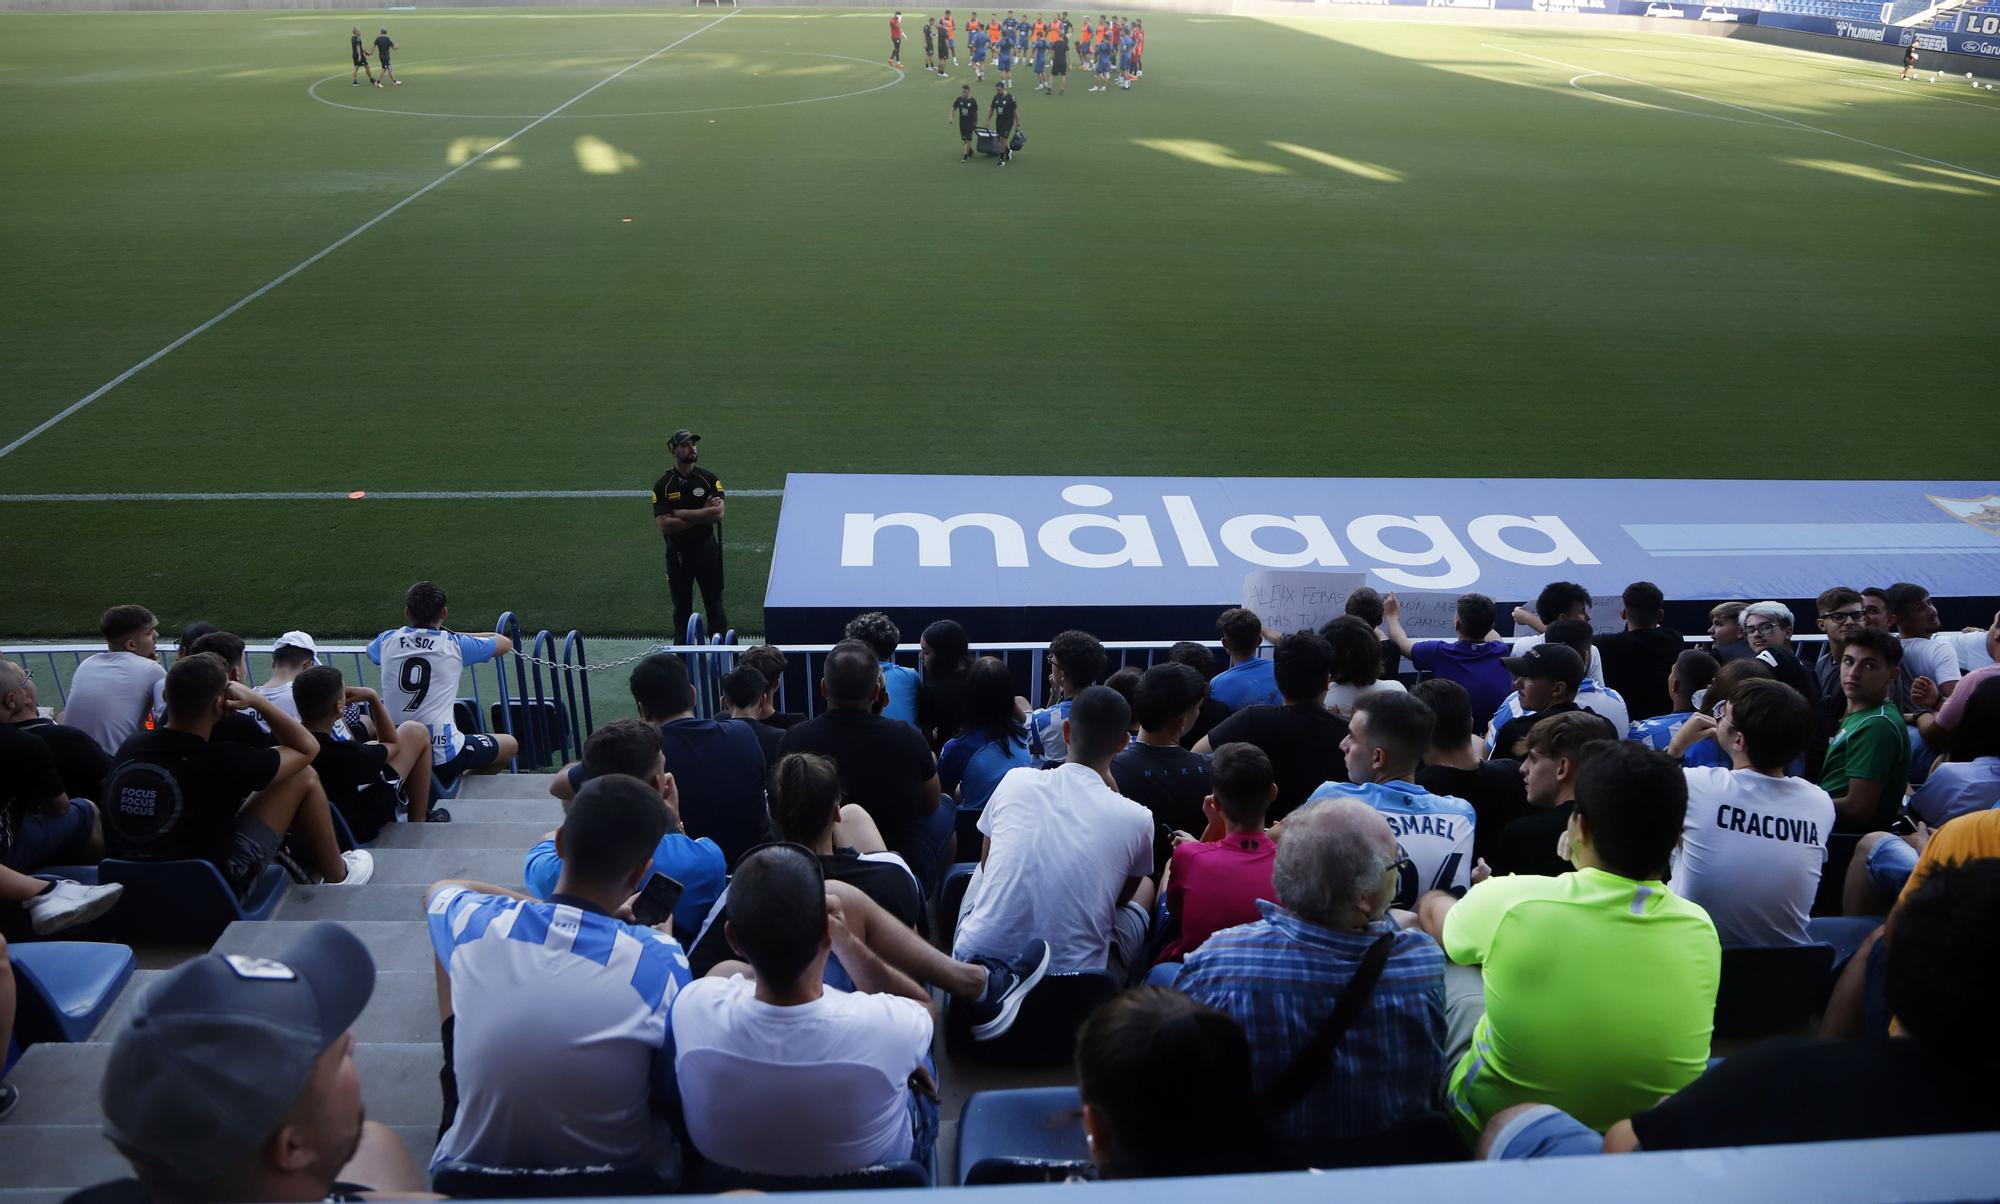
left=1840, top=77, right=2000, bottom=112
left=0, top=7, right=739, bottom=463
left=1486, top=42, right=2000, bottom=182
left=0, top=489, right=783, bottom=502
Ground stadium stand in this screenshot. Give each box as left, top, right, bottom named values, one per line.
left=0, top=583, right=1995, bottom=1198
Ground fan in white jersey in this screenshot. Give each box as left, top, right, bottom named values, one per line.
left=1308, top=692, right=1478, bottom=902
left=366, top=581, right=517, bottom=792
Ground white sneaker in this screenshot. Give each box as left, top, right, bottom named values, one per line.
left=26, top=880, right=124, bottom=935
left=328, top=849, right=375, bottom=886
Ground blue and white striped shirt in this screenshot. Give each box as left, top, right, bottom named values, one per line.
left=1177, top=902, right=1446, bottom=1141
left=427, top=887, right=691, bottom=1170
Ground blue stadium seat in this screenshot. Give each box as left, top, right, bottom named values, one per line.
left=1712, top=942, right=1837, bottom=1042
left=9, top=941, right=137, bottom=1044
left=691, top=1159, right=932, bottom=1192
left=937, top=861, right=976, bottom=951
left=97, top=859, right=289, bottom=946
left=956, top=1087, right=1090, bottom=1186
left=31, top=866, right=99, bottom=886
left=944, top=970, right=1119, bottom=1066
left=430, top=1157, right=678, bottom=1198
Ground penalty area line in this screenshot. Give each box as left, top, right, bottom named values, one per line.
left=0, top=489, right=785, bottom=503
left=0, top=6, right=740, bottom=463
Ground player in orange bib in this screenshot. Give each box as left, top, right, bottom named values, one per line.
left=1079, top=19, right=1094, bottom=58
left=942, top=11, right=957, bottom=65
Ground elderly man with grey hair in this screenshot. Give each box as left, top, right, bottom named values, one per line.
left=1742, top=601, right=1821, bottom=706
left=1176, top=797, right=1446, bottom=1147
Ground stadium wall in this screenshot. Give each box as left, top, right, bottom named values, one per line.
left=3, top=0, right=1996, bottom=71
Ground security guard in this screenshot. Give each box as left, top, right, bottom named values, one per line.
left=651, top=429, right=728, bottom=640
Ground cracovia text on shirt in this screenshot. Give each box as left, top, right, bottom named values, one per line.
left=1716, top=805, right=1821, bottom=846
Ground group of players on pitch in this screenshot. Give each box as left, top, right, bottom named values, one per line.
left=893, top=10, right=1145, bottom=95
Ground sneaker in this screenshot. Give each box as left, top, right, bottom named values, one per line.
left=425, top=807, right=453, bottom=824
left=327, top=849, right=375, bottom=886
left=352, top=79, right=359, bottom=86
left=25, top=880, right=124, bottom=935
left=966, top=939, right=1050, bottom=1039
left=0, top=1084, right=19, bottom=1123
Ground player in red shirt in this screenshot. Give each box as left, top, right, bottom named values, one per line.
left=889, top=10, right=905, bottom=68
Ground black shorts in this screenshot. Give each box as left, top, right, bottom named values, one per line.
left=1053, top=60, right=1067, bottom=75
left=353, top=55, right=367, bottom=67
left=996, top=121, right=1015, bottom=138
left=379, top=57, right=391, bottom=68
left=222, top=815, right=283, bottom=898
left=435, top=733, right=503, bottom=786
left=960, top=120, right=977, bottom=140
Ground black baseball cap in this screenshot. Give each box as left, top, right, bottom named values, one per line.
left=1500, top=642, right=1586, bottom=688
left=100, top=923, right=375, bottom=1182
left=668, top=429, right=701, bottom=447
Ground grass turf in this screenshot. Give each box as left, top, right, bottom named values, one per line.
left=2, top=7, right=1996, bottom=640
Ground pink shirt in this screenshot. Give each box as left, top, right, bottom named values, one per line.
left=1938, top=663, right=1999, bottom=731
left=1160, top=834, right=1276, bottom=963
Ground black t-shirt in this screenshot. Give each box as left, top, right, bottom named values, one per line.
left=1631, top=1037, right=1998, bottom=1150
left=923, top=25, right=935, bottom=50
left=1593, top=627, right=1685, bottom=722
left=1110, top=742, right=1213, bottom=875
left=9, top=718, right=108, bottom=805
left=779, top=710, right=939, bottom=882
left=311, top=733, right=400, bottom=844
left=686, top=848, right=923, bottom=978
left=762, top=711, right=808, bottom=730
left=918, top=673, right=968, bottom=752
left=351, top=32, right=365, bottom=59
left=374, top=34, right=392, bottom=58
left=659, top=717, right=772, bottom=866
left=0, top=723, right=66, bottom=860
left=991, top=92, right=1019, bottom=128
left=1491, top=801, right=1573, bottom=878
left=1490, top=700, right=1582, bottom=762
left=649, top=465, right=724, bottom=548
left=1418, top=760, right=1529, bottom=865
left=1754, top=646, right=1822, bottom=706
left=951, top=95, right=979, bottom=126
left=1202, top=703, right=1349, bottom=820
left=1053, top=38, right=1068, bottom=65
left=724, top=715, right=786, bottom=770
left=212, top=709, right=275, bottom=749
left=1181, top=695, right=1231, bottom=751
left=108, top=727, right=282, bottom=863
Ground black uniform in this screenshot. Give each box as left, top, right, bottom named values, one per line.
left=991, top=91, right=1018, bottom=134
left=952, top=93, right=979, bottom=140
left=1052, top=36, right=1068, bottom=76
left=374, top=34, right=393, bottom=67
left=352, top=33, right=367, bottom=67
left=924, top=25, right=935, bottom=55
left=651, top=465, right=728, bottom=640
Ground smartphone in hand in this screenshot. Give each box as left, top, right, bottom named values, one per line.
left=630, top=872, right=686, bottom=928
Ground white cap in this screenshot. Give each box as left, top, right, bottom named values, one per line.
left=273, top=631, right=318, bottom=657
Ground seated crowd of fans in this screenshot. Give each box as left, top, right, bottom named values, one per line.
left=2, top=576, right=1997, bottom=1198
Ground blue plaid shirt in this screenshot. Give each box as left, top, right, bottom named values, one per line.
left=1177, top=902, right=1446, bottom=1141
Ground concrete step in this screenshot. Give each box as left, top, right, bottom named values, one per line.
left=424, top=796, right=563, bottom=825
left=371, top=821, right=553, bottom=850
left=4, top=1041, right=443, bottom=1130
left=0, top=1189, right=73, bottom=1204
left=215, top=920, right=435, bottom=973
left=453, top=773, right=562, bottom=801
left=277, top=886, right=442, bottom=923
left=337, top=847, right=526, bottom=885
left=94, top=967, right=441, bottom=1045
left=0, top=1122, right=438, bottom=1190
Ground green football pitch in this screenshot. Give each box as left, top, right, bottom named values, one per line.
left=2, top=6, right=1996, bottom=641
